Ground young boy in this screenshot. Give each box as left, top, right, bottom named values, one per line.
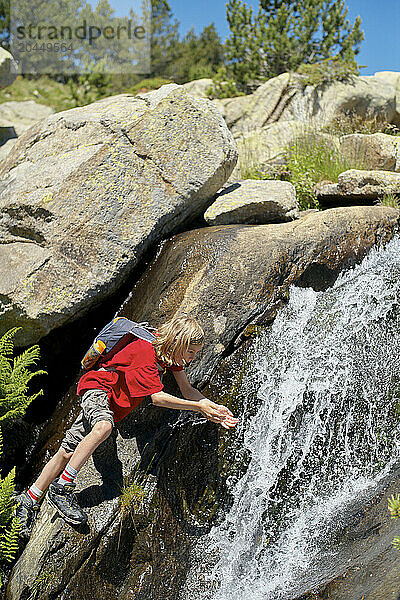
left=14, top=313, right=238, bottom=538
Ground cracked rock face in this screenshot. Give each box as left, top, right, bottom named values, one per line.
left=214, top=73, right=400, bottom=138
left=0, top=84, right=238, bottom=346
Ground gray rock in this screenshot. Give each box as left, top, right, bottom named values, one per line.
left=213, top=73, right=400, bottom=138
left=340, top=133, right=400, bottom=172
left=0, top=86, right=238, bottom=347
left=0, top=100, right=54, bottom=136
left=0, top=137, right=17, bottom=162
left=317, top=169, right=400, bottom=201
left=0, top=48, right=17, bottom=90
left=204, top=179, right=298, bottom=225
left=182, top=78, right=214, bottom=98
left=373, top=71, right=400, bottom=116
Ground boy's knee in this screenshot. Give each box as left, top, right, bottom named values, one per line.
left=92, top=420, right=113, bottom=440
left=58, top=447, right=74, bottom=460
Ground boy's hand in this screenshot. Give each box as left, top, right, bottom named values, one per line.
left=198, top=399, right=239, bottom=429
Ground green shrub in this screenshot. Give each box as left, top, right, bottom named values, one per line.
left=296, top=55, right=359, bottom=87
left=324, top=113, right=400, bottom=137
left=206, top=66, right=244, bottom=99
left=376, top=194, right=400, bottom=209
left=285, top=133, right=363, bottom=210
left=127, top=77, right=172, bottom=95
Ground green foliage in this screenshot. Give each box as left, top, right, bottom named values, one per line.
left=225, top=0, right=364, bottom=91
left=119, top=477, right=146, bottom=517
left=389, top=494, right=400, bottom=519
left=150, top=0, right=180, bottom=78
left=0, top=511, right=19, bottom=563
left=158, top=23, right=225, bottom=84
left=206, top=66, right=244, bottom=99
left=27, top=570, right=56, bottom=600
left=324, top=113, right=400, bottom=137
left=240, top=128, right=368, bottom=211
left=0, top=329, right=46, bottom=582
left=67, top=60, right=112, bottom=108
left=388, top=494, right=400, bottom=552
left=0, top=327, right=46, bottom=426
left=377, top=194, right=400, bottom=209
left=127, top=77, right=172, bottom=95
left=0, top=0, right=10, bottom=49
left=284, top=132, right=367, bottom=210
left=296, top=55, right=359, bottom=87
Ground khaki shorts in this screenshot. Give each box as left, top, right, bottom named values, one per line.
left=61, top=389, right=114, bottom=454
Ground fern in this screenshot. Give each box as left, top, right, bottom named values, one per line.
left=0, top=329, right=20, bottom=358
left=0, top=468, right=16, bottom=526
left=0, top=516, right=20, bottom=562
left=0, top=329, right=47, bottom=572
left=0, top=328, right=46, bottom=426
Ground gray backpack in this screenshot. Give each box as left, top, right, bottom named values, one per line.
left=81, top=317, right=156, bottom=370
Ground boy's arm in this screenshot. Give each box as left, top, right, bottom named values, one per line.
left=150, top=370, right=238, bottom=429
left=172, top=369, right=205, bottom=401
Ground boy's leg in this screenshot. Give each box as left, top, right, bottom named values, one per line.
left=16, top=390, right=114, bottom=535
left=47, top=390, right=114, bottom=525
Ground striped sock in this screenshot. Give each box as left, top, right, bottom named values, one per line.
left=27, top=483, right=43, bottom=505
left=58, top=463, right=78, bottom=487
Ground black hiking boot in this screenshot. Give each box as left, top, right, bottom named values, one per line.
left=47, top=479, right=88, bottom=526
left=13, top=492, right=40, bottom=539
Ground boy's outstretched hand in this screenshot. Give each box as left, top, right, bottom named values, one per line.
left=198, top=398, right=239, bottom=429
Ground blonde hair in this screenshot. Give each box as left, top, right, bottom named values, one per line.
left=153, top=313, right=204, bottom=366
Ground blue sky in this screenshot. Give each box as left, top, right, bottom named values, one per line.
left=92, top=0, right=399, bottom=75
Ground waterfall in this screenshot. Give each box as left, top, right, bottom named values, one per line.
left=183, top=236, right=400, bottom=600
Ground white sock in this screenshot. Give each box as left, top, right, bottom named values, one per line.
left=58, top=463, right=78, bottom=486
left=27, top=483, right=43, bottom=504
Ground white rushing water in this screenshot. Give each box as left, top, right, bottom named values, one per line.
left=183, top=236, right=400, bottom=600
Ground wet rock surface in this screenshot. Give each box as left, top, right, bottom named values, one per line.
left=295, top=468, right=400, bottom=600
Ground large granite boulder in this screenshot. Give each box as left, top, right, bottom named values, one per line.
left=373, top=71, right=400, bottom=115
left=204, top=179, right=298, bottom=225
left=340, top=133, right=400, bottom=172
left=0, top=48, right=17, bottom=90
left=0, top=84, right=237, bottom=346
left=213, top=73, right=399, bottom=139
left=317, top=170, right=400, bottom=203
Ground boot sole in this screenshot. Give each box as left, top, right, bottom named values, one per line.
left=47, top=496, right=88, bottom=526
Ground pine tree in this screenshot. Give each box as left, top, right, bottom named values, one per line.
left=0, top=0, right=10, bottom=49
left=150, top=0, right=180, bottom=78
left=225, top=0, right=364, bottom=90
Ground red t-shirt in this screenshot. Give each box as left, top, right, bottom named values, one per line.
left=77, top=337, right=183, bottom=422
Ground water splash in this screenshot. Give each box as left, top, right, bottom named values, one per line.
left=183, top=236, right=400, bottom=600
